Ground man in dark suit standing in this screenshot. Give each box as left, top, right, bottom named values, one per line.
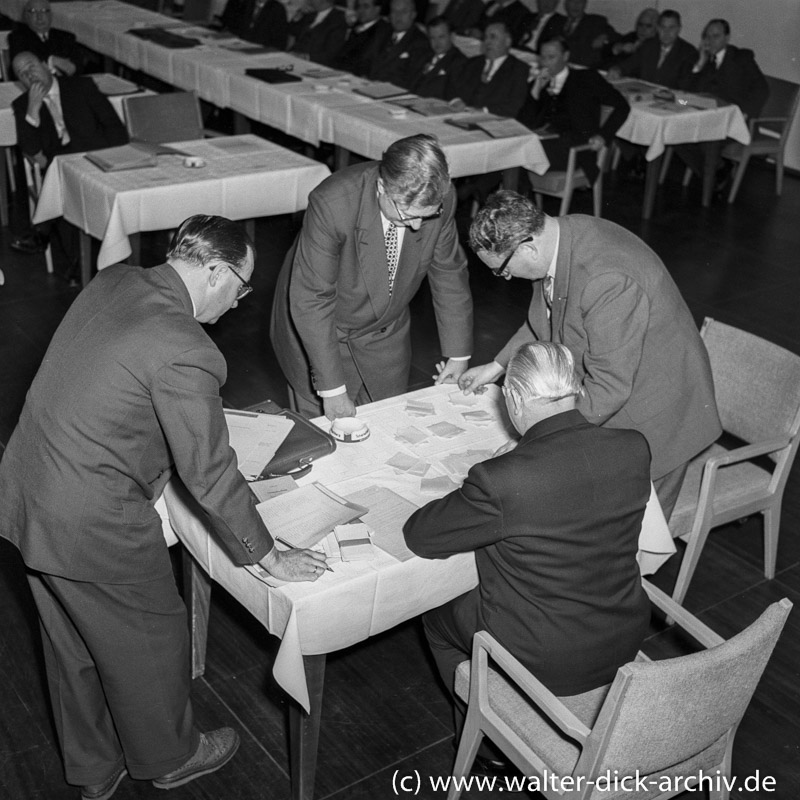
left=289, top=0, right=348, bottom=66
left=270, top=134, right=473, bottom=420
left=0, top=216, right=326, bottom=800
left=405, top=341, right=651, bottom=774
left=560, top=0, right=615, bottom=68
left=9, top=0, right=81, bottom=76
left=370, top=0, right=432, bottom=89
left=459, top=191, right=722, bottom=519
left=411, top=17, right=466, bottom=100
left=219, top=0, right=288, bottom=49
left=520, top=37, right=629, bottom=183
left=518, top=0, right=565, bottom=54
left=335, top=0, right=392, bottom=77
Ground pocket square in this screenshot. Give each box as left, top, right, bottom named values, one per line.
left=400, top=51, right=409, bottom=58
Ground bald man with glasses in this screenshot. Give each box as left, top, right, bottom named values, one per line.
left=9, top=0, right=82, bottom=76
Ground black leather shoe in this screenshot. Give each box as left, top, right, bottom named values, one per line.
left=10, top=233, right=47, bottom=255
left=152, top=728, right=240, bottom=790
left=81, top=764, right=127, bottom=800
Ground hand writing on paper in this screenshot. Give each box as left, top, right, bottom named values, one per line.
left=433, top=358, right=468, bottom=385
left=260, top=546, right=329, bottom=582
left=323, top=393, right=356, bottom=420
left=457, top=362, right=504, bottom=395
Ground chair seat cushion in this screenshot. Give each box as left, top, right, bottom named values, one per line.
left=527, top=168, right=590, bottom=194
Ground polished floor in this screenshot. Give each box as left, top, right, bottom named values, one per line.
left=1, top=160, right=799, bottom=799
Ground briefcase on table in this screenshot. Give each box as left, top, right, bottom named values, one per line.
left=244, top=399, right=336, bottom=478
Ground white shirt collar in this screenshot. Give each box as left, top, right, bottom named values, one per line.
left=550, top=66, right=569, bottom=95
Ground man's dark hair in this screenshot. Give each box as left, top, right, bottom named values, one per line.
left=539, top=35, right=569, bottom=54
left=469, top=190, right=545, bottom=255
left=427, top=15, right=452, bottom=33
left=167, top=215, right=254, bottom=271
left=705, top=18, right=730, bottom=35
left=659, top=10, right=681, bottom=26
left=379, top=134, right=451, bottom=207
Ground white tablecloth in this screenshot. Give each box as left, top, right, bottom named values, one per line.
left=32, top=134, right=330, bottom=268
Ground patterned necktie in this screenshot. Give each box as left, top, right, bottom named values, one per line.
left=385, top=223, right=399, bottom=295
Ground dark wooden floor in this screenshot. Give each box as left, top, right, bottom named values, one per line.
left=1, top=160, right=799, bottom=799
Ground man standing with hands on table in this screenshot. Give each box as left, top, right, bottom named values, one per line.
left=458, top=191, right=721, bottom=520
left=270, top=134, right=473, bottom=420
left=0, top=216, right=326, bottom=800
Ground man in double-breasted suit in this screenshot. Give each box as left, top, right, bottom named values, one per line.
left=459, top=191, right=722, bottom=519
left=411, top=17, right=466, bottom=100
left=369, top=0, right=432, bottom=90
left=270, top=134, right=473, bottom=420
left=0, top=217, right=326, bottom=799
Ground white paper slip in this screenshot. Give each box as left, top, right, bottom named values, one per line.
left=395, top=425, right=428, bottom=445
left=448, top=390, right=480, bottom=407
left=421, top=475, right=460, bottom=494
left=249, top=475, right=297, bottom=502
left=344, top=485, right=418, bottom=561
left=428, top=421, right=465, bottom=439
left=224, top=409, right=295, bottom=480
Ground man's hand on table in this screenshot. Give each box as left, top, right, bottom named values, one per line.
left=323, top=393, right=356, bottom=420
left=260, top=546, right=329, bottom=582
left=433, top=358, right=468, bottom=385
left=457, top=362, right=505, bottom=395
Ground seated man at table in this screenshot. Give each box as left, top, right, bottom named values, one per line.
left=518, top=0, right=565, bottom=54
left=9, top=0, right=82, bottom=77
left=600, top=6, right=658, bottom=70
left=369, top=0, right=432, bottom=90
left=519, top=36, right=629, bottom=185
left=404, top=341, right=652, bottom=775
left=434, top=0, right=484, bottom=37
left=560, top=0, right=616, bottom=68
left=468, top=0, right=531, bottom=47
left=411, top=16, right=466, bottom=100
left=218, top=0, right=288, bottom=50
left=10, top=51, right=128, bottom=261
left=288, top=0, right=348, bottom=67
left=335, top=0, right=392, bottom=78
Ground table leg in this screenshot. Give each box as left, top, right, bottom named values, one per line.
left=233, top=113, right=252, bottom=135
left=245, top=220, right=255, bottom=242
left=129, top=232, right=141, bottom=266
left=182, top=547, right=212, bottom=680
left=701, top=141, right=723, bottom=208
left=79, top=231, right=92, bottom=288
left=289, top=655, right=326, bottom=800
left=501, top=167, right=520, bottom=193
left=0, top=147, right=8, bottom=228
left=642, top=155, right=662, bottom=219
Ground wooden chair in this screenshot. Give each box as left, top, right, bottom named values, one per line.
left=448, top=580, right=791, bottom=800
left=23, top=157, right=54, bottom=275
left=668, top=317, right=800, bottom=606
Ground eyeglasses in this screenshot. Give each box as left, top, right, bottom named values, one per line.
left=25, top=7, right=51, bottom=14
left=210, top=264, right=253, bottom=300
left=491, top=237, right=532, bottom=278
left=390, top=196, right=444, bottom=223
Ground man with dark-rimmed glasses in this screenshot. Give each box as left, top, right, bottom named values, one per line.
left=271, top=133, right=473, bottom=420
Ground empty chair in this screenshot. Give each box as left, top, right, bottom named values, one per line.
left=668, top=317, right=800, bottom=606
left=448, top=580, right=791, bottom=800
left=123, top=91, right=204, bottom=144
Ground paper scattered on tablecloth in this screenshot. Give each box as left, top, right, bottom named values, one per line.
left=448, top=390, right=480, bottom=407
left=406, top=399, right=436, bottom=417
left=428, top=421, right=465, bottom=439
left=461, top=409, right=493, bottom=425
left=387, top=452, right=430, bottom=477
left=395, top=425, right=428, bottom=444
left=421, top=475, right=460, bottom=494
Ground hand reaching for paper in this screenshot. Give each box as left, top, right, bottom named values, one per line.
left=260, top=546, right=329, bottom=582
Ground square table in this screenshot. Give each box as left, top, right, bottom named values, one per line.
left=32, top=134, right=331, bottom=286
left=158, top=383, right=675, bottom=800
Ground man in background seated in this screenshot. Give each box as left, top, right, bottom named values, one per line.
left=404, top=341, right=652, bottom=777
left=411, top=17, right=466, bottom=100
left=469, top=0, right=531, bottom=47
left=518, top=0, right=565, bottom=54
left=218, top=0, right=288, bottom=50
left=370, top=0, right=432, bottom=90
left=433, top=0, right=483, bottom=37
left=601, top=6, right=657, bottom=69
left=288, top=0, right=348, bottom=66
left=335, top=0, right=392, bottom=78
left=609, top=10, right=697, bottom=90
left=519, top=37, right=629, bottom=184
left=11, top=51, right=128, bottom=261
left=560, top=0, right=615, bottom=68
left=9, top=0, right=82, bottom=76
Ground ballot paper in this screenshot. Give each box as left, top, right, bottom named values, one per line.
left=427, top=421, right=465, bottom=439
left=395, top=425, right=429, bottom=445
left=224, top=409, right=295, bottom=480
left=344, top=485, right=418, bottom=561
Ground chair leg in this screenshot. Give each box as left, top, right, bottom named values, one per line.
left=5, top=148, right=16, bottom=194
left=448, top=717, right=484, bottom=800
left=682, top=166, right=693, bottom=188
left=658, top=147, right=673, bottom=185
left=727, top=154, right=750, bottom=204
left=671, top=525, right=712, bottom=607
left=763, top=505, right=781, bottom=579
left=533, top=192, right=543, bottom=210
left=44, top=244, right=54, bottom=274
left=559, top=185, right=574, bottom=216
left=593, top=177, right=603, bottom=217
left=611, top=143, right=621, bottom=171
left=776, top=151, right=785, bottom=196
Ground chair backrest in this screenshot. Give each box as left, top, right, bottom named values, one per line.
left=701, top=317, right=800, bottom=463
left=123, top=91, right=204, bottom=144
left=577, top=598, right=791, bottom=783
left=758, top=75, right=800, bottom=141
left=0, top=30, right=10, bottom=82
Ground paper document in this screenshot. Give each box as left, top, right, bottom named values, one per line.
left=224, top=409, right=295, bottom=480
left=345, top=486, right=419, bottom=561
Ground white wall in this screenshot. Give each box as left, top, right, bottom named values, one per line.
left=589, top=0, right=800, bottom=170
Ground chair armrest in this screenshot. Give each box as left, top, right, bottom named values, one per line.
left=569, top=143, right=596, bottom=154
left=704, top=438, right=789, bottom=470
left=642, top=579, right=725, bottom=648
left=472, top=631, right=592, bottom=743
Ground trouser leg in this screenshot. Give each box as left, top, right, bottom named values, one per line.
left=654, top=461, right=690, bottom=522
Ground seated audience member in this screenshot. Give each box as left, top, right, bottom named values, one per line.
left=601, top=6, right=657, bottom=69
left=518, top=0, right=565, bottom=54
left=9, top=0, right=82, bottom=76
left=677, top=19, right=768, bottom=193
left=335, top=0, right=392, bottom=77
left=470, top=0, right=531, bottom=47
left=370, top=0, right=432, bottom=90
left=411, top=17, right=466, bottom=99
left=560, top=0, right=615, bottom=68
left=609, top=10, right=697, bottom=90
left=11, top=52, right=128, bottom=263
left=404, top=341, right=652, bottom=775
left=435, top=0, right=483, bottom=36
left=519, top=37, right=629, bottom=183
left=289, top=0, right=348, bottom=66
left=218, top=0, right=288, bottom=50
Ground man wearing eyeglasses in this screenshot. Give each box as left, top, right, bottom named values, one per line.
left=457, top=191, right=721, bottom=520
left=0, top=216, right=326, bottom=800
left=271, top=133, right=473, bottom=420
left=9, top=0, right=82, bottom=76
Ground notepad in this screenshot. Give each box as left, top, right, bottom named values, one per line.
left=84, top=144, right=158, bottom=172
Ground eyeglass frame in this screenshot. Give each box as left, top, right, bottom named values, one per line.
left=209, top=263, right=253, bottom=300
left=389, top=195, right=444, bottom=223
left=491, top=236, right=533, bottom=278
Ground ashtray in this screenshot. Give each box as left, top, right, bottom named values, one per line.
left=313, top=83, right=331, bottom=93
left=183, top=156, right=205, bottom=168
left=388, top=108, right=408, bottom=119
left=330, top=417, right=370, bottom=443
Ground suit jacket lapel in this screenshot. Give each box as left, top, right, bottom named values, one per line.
left=354, top=174, right=391, bottom=320
left=551, top=217, right=571, bottom=342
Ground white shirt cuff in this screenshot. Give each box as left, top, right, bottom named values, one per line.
left=25, top=113, right=41, bottom=128
left=448, top=356, right=471, bottom=361
left=317, top=385, right=347, bottom=398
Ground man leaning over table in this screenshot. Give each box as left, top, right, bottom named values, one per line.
left=457, top=190, right=721, bottom=521
left=404, top=341, right=652, bottom=777
left=270, top=133, right=473, bottom=420
left=0, top=215, right=327, bottom=800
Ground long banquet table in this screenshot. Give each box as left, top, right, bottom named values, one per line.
left=157, top=383, right=675, bottom=800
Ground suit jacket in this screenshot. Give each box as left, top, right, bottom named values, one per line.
left=441, top=0, right=484, bottom=34
left=411, top=46, right=466, bottom=100
left=9, top=26, right=81, bottom=72
left=450, top=53, right=529, bottom=118
left=269, top=162, right=473, bottom=401
left=335, top=18, right=392, bottom=77
left=220, top=0, right=288, bottom=49
left=495, top=216, right=722, bottom=480
left=562, top=12, right=612, bottom=68
left=404, top=409, right=652, bottom=695
left=369, top=26, right=432, bottom=90
left=290, top=6, right=348, bottom=66
left=519, top=11, right=565, bottom=53
left=688, top=45, right=769, bottom=120
left=477, top=0, right=532, bottom=46
left=12, top=76, right=128, bottom=164
left=0, top=263, right=274, bottom=584
left=619, top=36, right=697, bottom=90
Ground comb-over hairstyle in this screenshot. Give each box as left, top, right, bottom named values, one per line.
left=506, top=342, right=583, bottom=403
left=379, top=134, right=451, bottom=207
left=166, top=215, right=254, bottom=271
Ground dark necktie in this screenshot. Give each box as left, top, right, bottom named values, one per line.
left=481, top=58, right=494, bottom=83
